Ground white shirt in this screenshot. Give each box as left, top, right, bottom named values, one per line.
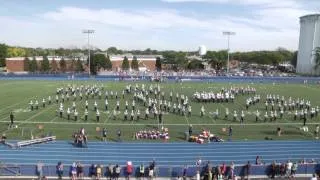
left=287, top=162, right=293, bottom=170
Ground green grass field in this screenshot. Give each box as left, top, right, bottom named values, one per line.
left=0, top=80, right=319, bottom=142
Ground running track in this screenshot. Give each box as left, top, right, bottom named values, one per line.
left=0, top=140, right=319, bottom=166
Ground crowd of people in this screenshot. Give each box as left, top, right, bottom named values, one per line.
left=72, top=128, right=88, bottom=147
left=32, top=158, right=320, bottom=180
left=188, top=128, right=224, bottom=144
left=135, top=127, right=169, bottom=141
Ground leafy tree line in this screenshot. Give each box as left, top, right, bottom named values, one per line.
left=1, top=43, right=313, bottom=71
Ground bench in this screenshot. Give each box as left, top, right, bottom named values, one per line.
left=16, top=136, right=56, bottom=148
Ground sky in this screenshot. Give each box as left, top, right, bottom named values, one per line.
left=0, top=0, right=319, bottom=52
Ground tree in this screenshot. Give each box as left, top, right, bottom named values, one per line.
left=106, top=47, right=118, bottom=54
left=23, top=57, right=30, bottom=71
left=187, top=60, right=204, bottom=70
left=70, top=59, right=76, bottom=72
left=155, top=57, right=162, bottom=71
left=7, top=47, right=26, bottom=57
left=0, top=44, right=7, bottom=67
left=314, top=47, right=320, bottom=71
left=105, top=55, right=112, bottom=70
left=291, top=51, right=298, bottom=68
left=122, top=56, right=129, bottom=70
left=51, top=58, right=58, bottom=72
left=59, top=58, right=66, bottom=72
left=131, top=56, right=139, bottom=71
left=41, top=56, right=50, bottom=72
left=29, top=57, right=37, bottom=72
left=75, top=59, right=84, bottom=72
left=92, top=54, right=107, bottom=73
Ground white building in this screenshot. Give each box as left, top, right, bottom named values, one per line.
left=297, top=14, right=320, bottom=75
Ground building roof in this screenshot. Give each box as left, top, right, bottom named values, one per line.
left=300, top=14, right=320, bottom=19
left=6, top=56, right=86, bottom=61
left=109, top=54, right=162, bottom=61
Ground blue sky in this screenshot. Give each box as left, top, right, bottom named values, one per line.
left=0, top=0, right=319, bottom=51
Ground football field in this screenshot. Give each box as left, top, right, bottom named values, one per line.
left=0, top=80, right=319, bottom=142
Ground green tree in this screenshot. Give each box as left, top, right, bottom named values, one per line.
left=59, top=58, right=66, bottom=72
left=70, top=59, right=76, bottom=72
left=75, top=59, right=84, bottom=72
left=106, top=47, right=118, bottom=54
left=51, top=58, right=58, bottom=72
left=314, top=47, right=320, bottom=71
left=131, top=56, right=139, bottom=70
left=155, top=57, right=162, bottom=71
left=187, top=60, right=204, bottom=70
left=29, top=57, right=37, bottom=72
left=92, top=54, right=107, bottom=73
left=0, top=44, right=7, bottom=67
left=23, top=57, right=30, bottom=71
left=7, top=47, right=26, bottom=57
left=105, top=55, right=112, bottom=70
left=122, top=56, right=129, bottom=70
left=41, top=56, right=50, bottom=72
left=291, top=51, right=298, bottom=68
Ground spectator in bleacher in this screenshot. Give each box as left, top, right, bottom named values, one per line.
left=220, top=163, right=226, bottom=178
left=182, top=165, right=187, bottom=180
left=286, top=160, right=293, bottom=177
left=70, top=162, right=77, bottom=180
left=228, top=162, right=235, bottom=179
left=196, top=157, right=202, bottom=171
left=36, top=161, right=44, bottom=180
left=269, top=161, right=277, bottom=179
left=89, top=164, right=96, bottom=178
left=244, top=161, right=251, bottom=180
left=76, top=162, right=84, bottom=179
left=96, top=164, right=103, bottom=179
left=279, top=163, right=286, bottom=177
left=291, top=161, right=298, bottom=177
left=126, top=161, right=133, bottom=179
left=114, top=164, right=121, bottom=180
left=149, top=159, right=156, bottom=178
left=139, top=163, right=145, bottom=179
left=56, top=161, right=63, bottom=179
left=106, top=164, right=114, bottom=180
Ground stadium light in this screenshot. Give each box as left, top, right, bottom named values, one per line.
left=83, top=29, right=95, bottom=76
left=222, top=31, right=236, bottom=75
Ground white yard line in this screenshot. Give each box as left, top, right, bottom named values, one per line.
left=1, top=105, right=57, bottom=134
left=50, top=116, right=59, bottom=122
left=1, top=120, right=319, bottom=126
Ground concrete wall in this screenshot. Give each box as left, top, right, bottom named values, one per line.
left=297, top=14, right=320, bottom=75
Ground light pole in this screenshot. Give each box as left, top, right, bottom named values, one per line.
left=83, top=29, right=95, bottom=76
left=223, top=31, right=236, bottom=75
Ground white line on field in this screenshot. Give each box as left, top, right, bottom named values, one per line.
left=0, top=120, right=318, bottom=126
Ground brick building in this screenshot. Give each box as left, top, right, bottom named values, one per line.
left=6, top=56, right=86, bottom=72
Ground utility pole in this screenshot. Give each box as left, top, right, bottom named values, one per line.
left=82, top=29, right=95, bottom=76
left=223, top=31, right=236, bottom=75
